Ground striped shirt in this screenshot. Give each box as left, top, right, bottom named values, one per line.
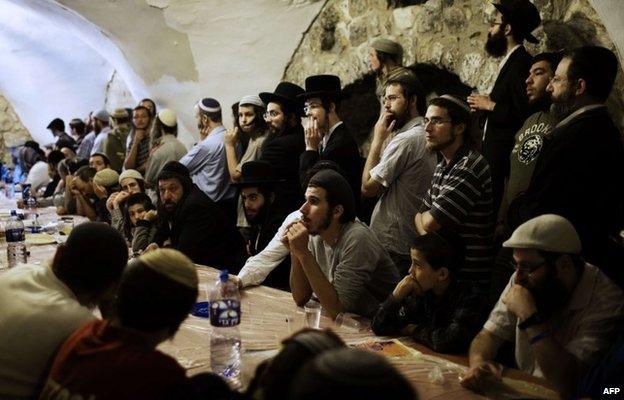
left=422, top=145, right=494, bottom=290
left=126, top=129, right=151, bottom=168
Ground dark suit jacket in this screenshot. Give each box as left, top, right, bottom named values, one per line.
left=259, top=125, right=305, bottom=211
left=299, top=122, right=363, bottom=207
left=155, top=185, right=246, bottom=272
left=482, top=46, right=532, bottom=210
left=508, top=106, right=624, bottom=284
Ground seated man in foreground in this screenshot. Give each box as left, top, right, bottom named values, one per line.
left=0, top=223, right=128, bottom=399
left=285, top=169, right=399, bottom=318
left=461, top=214, right=624, bottom=398
left=371, top=231, right=489, bottom=354
left=39, top=249, right=206, bottom=399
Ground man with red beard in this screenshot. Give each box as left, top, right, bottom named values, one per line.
left=362, top=75, right=437, bottom=275
left=467, top=0, right=540, bottom=215
left=285, top=169, right=399, bottom=318
left=462, top=214, right=624, bottom=399
left=507, top=46, right=624, bottom=288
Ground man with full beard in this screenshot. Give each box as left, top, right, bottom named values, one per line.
left=258, top=82, right=306, bottom=212
left=414, top=96, right=494, bottom=293
left=467, top=0, right=540, bottom=215
left=124, top=106, right=152, bottom=174
left=362, top=75, right=437, bottom=275
left=507, top=46, right=624, bottom=288
left=285, top=169, right=399, bottom=318
left=461, top=214, right=624, bottom=398
left=233, top=161, right=291, bottom=290
left=492, top=52, right=562, bottom=300
left=150, top=161, right=245, bottom=271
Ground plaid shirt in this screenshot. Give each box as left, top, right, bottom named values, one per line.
left=371, top=280, right=489, bottom=354
left=126, top=129, right=150, bottom=168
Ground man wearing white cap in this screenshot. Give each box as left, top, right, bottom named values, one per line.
left=145, top=109, right=187, bottom=187
left=180, top=98, right=236, bottom=217
left=90, top=109, right=111, bottom=156
left=462, top=214, right=624, bottom=398
left=39, top=249, right=201, bottom=399
left=224, top=94, right=268, bottom=183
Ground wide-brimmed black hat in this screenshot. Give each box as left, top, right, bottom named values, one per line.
left=47, top=118, right=64, bottom=131
left=493, top=0, right=541, bottom=44
left=259, top=82, right=304, bottom=115
left=298, top=75, right=342, bottom=101
left=232, top=161, right=284, bottom=188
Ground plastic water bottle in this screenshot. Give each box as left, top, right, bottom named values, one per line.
left=5, top=210, right=27, bottom=268
left=209, top=269, right=242, bottom=388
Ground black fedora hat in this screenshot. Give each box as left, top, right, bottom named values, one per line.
left=232, top=161, right=285, bottom=188
left=493, top=0, right=541, bottom=44
left=259, top=82, right=305, bottom=114
left=298, top=75, right=342, bottom=101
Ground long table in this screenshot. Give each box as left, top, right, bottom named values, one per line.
left=0, top=202, right=558, bottom=399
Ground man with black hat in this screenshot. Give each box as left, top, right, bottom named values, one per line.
left=298, top=75, right=362, bottom=213
left=462, top=215, right=624, bottom=398
left=151, top=161, right=245, bottom=271
left=47, top=118, right=76, bottom=150
left=232, top=161, right=291, bottom=289
left=285, top=169, right=399, bottom=318
left=467, top=0, right=539, bottom=214
left=180, top=98, right=236, bottom=219
left=259, top=82, right=306, bottom=213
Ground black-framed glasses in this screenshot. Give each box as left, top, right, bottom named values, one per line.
left=424, top=117, right=452, bottom=126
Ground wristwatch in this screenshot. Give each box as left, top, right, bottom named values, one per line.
left=518, top=312, right=542, bottom=330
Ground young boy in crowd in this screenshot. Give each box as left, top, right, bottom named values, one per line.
left=125, top=192, right=158, bottom=255
left=372, top=231, right=489, bottom=353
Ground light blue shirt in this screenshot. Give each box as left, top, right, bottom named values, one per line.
left=179, top=126, right=235, bottom=202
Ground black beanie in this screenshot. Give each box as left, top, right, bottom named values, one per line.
left=308, top=169, right=355, bottom=223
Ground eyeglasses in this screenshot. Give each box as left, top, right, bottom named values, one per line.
left=303, top=103, right=323, bottom=114
left=549, top=75, right=568, bottom=85
left=424, top=117, right=453, bottom=126
left=489, top=20, right=503, bottom=27
left=383, top=95, right=404, bottom=103
left=512, top=260, right=548, bottom=276
left=263, top=110, right=282, bottom=119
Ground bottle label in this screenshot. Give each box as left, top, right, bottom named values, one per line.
left=5, top=228, right=25, bottom=243
left=210, top=299, right=241, bottom=327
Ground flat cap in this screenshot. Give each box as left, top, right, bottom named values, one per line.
left=503, top=214, right=581, bottom=254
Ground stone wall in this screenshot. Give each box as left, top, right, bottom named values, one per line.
left=284, top=0, right=624, bottom=129
left=0, top=92, right=31, bottom=166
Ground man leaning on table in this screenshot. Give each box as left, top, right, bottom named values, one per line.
left=0, top=223, right=128, bottom=400
left=461, top=214, right=624, bottom=399
left=284, top=169, right=399, bottom=319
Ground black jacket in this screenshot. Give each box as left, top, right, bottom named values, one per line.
left=508, top=106, right=624, bottom=285
left=155, top=185, right=246, bottom=272
left=260, top=125, right=305, bottom=212
left=299, top=122, right=363, bottom=209
left=481, top=46, right=532, bottom=210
